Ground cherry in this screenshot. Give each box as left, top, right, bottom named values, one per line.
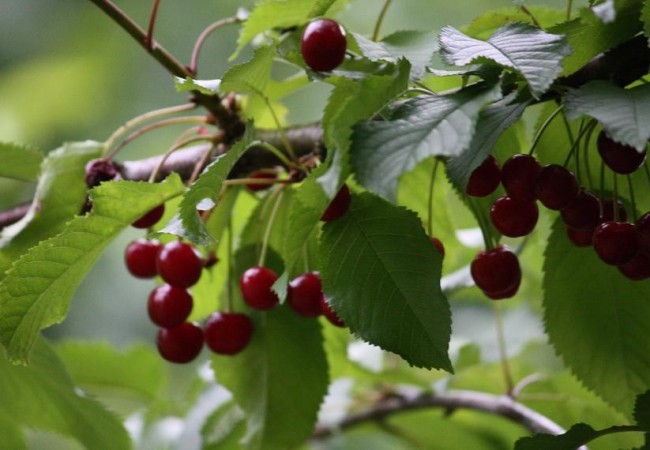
left=132, top=204, right=165, bottom=229
left=321, top=184, right=351, bottom=222
left=466, top=155, right=501, bottom=197
left=597, top=131, right=647, bottom=174
left=240, top=266, right=279, bottom=311
left=501, top=154, right=541, bottom=202
left=431, top=237, right=445, bottom=258
left=592, top=221, right=639, bottom=265
left=204, top=312, right=253, bottom=355
left=636, top=212, right=650, bottom=255
left=287, top=272, right=323, bottom=317
left=470, top=245, right=521, bottom=294
left=566, top=226, right=593, bottom=247
left=124, top=238, right=161, bottom=278
left=85, top=158, right=120, bottom=188
left=156, top=322, right=204, bottom=364
left=156, top=241, right=204, bottom=288
left=535, top=164, right=579, bottom=210
left=148, top=284, right=193, bottom=328
left=301, top=18, right=347, bottom=72
left=561, top=191, right=600, bottom=231
left=483, top=270, right=521, bottom=300
left=490, top=196, right=538, bottom=237
left=320, top=296, right=345, bottom=327
left=618, top=252, right=650, bottom=281
left=245, top=171, right=276, bottom=192
left=600, top=198, right=628, bottom=223
left=203, top=250, right=219, bottom=269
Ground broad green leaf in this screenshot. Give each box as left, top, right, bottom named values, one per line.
left=0, top=142, right=43, bottom=181
left=543, top=219, right=650, bottom=414
left=212, top=306, right=327, bottom=450
left=447, top=92, right=530, bottom=191
left=174, top=76, right=221, bottom=94
left=635, top=391, right=650, bottom=428
left=319, top=192, right=452, bottom=370
left=202, top=401, right=247, bottom=450
left=0, top=175, right=185, bottom=363
left=0, top=338, right=130, bottom=450
left=308, top=0, right=344, bottom=17
left=166, top=125, right=254, bottom=246
left=439, top=23, right=570, bottom=98
left=463, top=7, right=566, bottom=39
left=565, top=81, right=650, bottom=151
left=350, top=83, right=501, bottom=202
left=0, top=410, right=25, bottom=450
left=515, top=423, right=597, bottom=450
left=221, top=46, right=275, bottom=97
left=56, top=341, right=167, bottom=404
left=0, top=141, right=103, bottom=276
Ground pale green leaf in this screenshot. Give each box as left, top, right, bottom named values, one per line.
left=202, top=401, right=246, bottom=450
left=463, top=7, right=566, bottom=39
left=565, top=81, right=650, bottom=151
left=319, top=192, right=452, bottom=370
left=350, top=83, right=501, bottom=202
left=0, top=142, right=43, bottom=181
left=174, top=77, right=221, bottom=94
left=0, top=175, right=185, bottom=363
left=221, top=46, right=275, bottom=97
left=440, top=23, right=570, bottom=98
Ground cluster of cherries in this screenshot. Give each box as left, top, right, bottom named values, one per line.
left=466, top=129, right=649, bottom=300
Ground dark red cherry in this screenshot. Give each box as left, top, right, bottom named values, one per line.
left=431, top=237, right=445, bottom=258
left=535, top=164, right=579, bottom=210
left=483, top=270, right=521, bottom=300
left=320, top=296, right=345, bottom=327
left=600, top=198, right=628, bottom=223
left=490, top=196, right=538, bottom=237
left=301, top=18, right=347, bottom=72
left=125, top=238, right=161, bottom=278
left=636, top=212, right=650, bottom=255
left=597, top=131, right=647, bottom=174
left=592, top=221, right=639, bottom=265
left=466, top=155, right=501, bottom=197
left=321, top=184, right=351, bottom=222
left=156, top=322, right=204, bottom=364
left=618, top=252, right=650, bottom=281
left=148, top=284, right=193, bottom=328
left=566, top=226, right=593, bottom=247
left=501, top=154, right=541, bottom=201
left=561, top=191, right=600, bottom=231
left=287, top=272, right=323, bottom=317
left=84, top=158, right=120, bottom=188
left=245, top=171, right=277, bottom=192
left=470, top=245, right=521, bottom=294
left=132, top=204, right=165, bottom=229
left=156, top=241, right=204, bottom=288
left=240, top=266, right=279, bottom=311
left=204, top=312, right=253, bottom=355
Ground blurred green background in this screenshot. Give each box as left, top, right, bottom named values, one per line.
left=0, top=0, right=565, bottom=347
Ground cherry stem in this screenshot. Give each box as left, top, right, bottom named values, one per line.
left=263, top=96, right=297, bottom=162
left=302, top=245, right=311, bottom=273
left=613, top=172, right=619, bottom=222
left=493, top=303, right=515, bottom=395
left=562, top=120, right=594, bottom=168
left=189, top=16, right=240, bottom=75
left=250, top=140, right=296, bottom=169
left=427, top=158, right=440, bottom=237
left=224, top=177, right=291, bottom=187
left=566, top=0, right=574, bottom=20
left=188, top=142, right=218, bottom=185
left=528, top=104, right=564, bottom=156
left=372, top=0, right=393, bottom=41
left=227, top=213, right=234, bottom=313
left=643, top=164, right=650, bottom=193
left=519, top=5, right=541, bottom=28
left=144, top=0, right=162, bottom=51
left=149, top=134, right=219, bottom=182
left=582, top=122, right=597, bottom=190
left=599, top=158, right=606, bottom=209
left=560, top=110, right=574, bottom=148
left=468, top=198, right=494, bottom=250
left=258, top=188, right=285, bottom=267
left=627, top=175, right=638, bottom=222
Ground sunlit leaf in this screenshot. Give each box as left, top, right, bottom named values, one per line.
left=221, top=46, right=275, bottom=97
left=0, top=142, right=43, bottom=181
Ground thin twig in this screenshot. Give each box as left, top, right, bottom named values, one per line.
left=145, top=0, right=162, bottom=51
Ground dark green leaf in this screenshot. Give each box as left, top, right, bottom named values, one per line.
left=565, top=81, right=650, bottom=151
left=644, top=1, right=650, bottom=38
left=515, top=423, right=596, bottom=450
left=221, top=46, right=275, bottom=96
left=0, top=175, right=185, bottom=363
left=440, top=23, right=570, bottom=98
left=350, top=83, right=501, bottom=201
left=319, top=192, right=452, bottom=370
left=634, top=391, right=650, bottom=429
left=0, top=142, right=43, bottom=181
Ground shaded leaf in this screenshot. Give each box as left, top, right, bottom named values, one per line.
left=0, top=142, right=43, bottom=181
left=634, top=391, right=650, bottom=429
left=515, top=423, right=596, bottom=450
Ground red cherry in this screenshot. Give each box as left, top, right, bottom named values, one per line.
left=431, top=237, right=445, bottom=258
left=618, top=252, right=650, bottom=281
left=239, top=266, right=279, bottom=311
left=321, top=184, right=351, bottom=222
left=483, top=270, right=521, bottom=300
left=490, top=196, right=538, bottom=237
left=600, top=198, right=628, bottom=223
left=148, top=284, right=193, bottom=328
left=156, top=322, right=204, bottom=364
left=636, top=212, right=650, bottom=255
left=124, top=238, right=161, bottom=278
left=597, top=131, right=647, bottom=174
left=566, top=226, right=593, bottom=247
left=561, top=191, right=600, bottom=231
left=132, top=204, right=165, bottom=229
left=592, top=221, right=639, bottom=265
left=204, top=312, right=253, bottom=355
left=535, top=164, right=579, bottom=210
left=156, top=241, right=204, bottom=288
left=287, top=272, right=323, bottom=317
left=245, top=171, right=277, bottom=192
left=301, top=18, right=347, bottom=72
left=320, top=296, right=345, bottom=327
left=466, top=155, right=501, bottom=197
left=470, top=245, right=521, bottom=294
left=84, top=158, right=120, bottom=188
left=501, top=154, right=541, bottom=201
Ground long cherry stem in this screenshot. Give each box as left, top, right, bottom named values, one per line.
left=189, top=16, right=240, bottom=75
left=145, top=0, right=162, bottom=51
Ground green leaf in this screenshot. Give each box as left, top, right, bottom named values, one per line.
left=166, top=125, right=254, bottom=246
left=174, top=76, right=221, bottom=94
left=439, top=23, right=570, bottom=98
left=319, top=192, right=452, bottom=370
left=350, top=83, right=501, bottom=202
left=635, top=391, right=650, bottom=429
left=221, top=46, right=275, bottom=97
left=307, top=0, right=341, bottom=17
left=565, top=81, right=650, bottom=151
left=0, top=142, right=43, bottom=181
left=211, top=306, right=328, bottom=450
left=202, top=401, right=246, bottom=450
left=644, top=1, right=650, bottom=38
left=0, top=338, right=131, bottom=450
left=543, top=219, right=650, bottom=414
left=463, top=7, right=566, bottom=39
left=447, top=92, right=530, bottom=191
left=0, top=175, right=185, bottom=363
left=515, top=423, right=597, bottom=450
